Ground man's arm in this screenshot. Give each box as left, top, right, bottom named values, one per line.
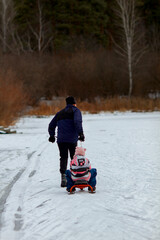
left=74, top=109, right=85, bottom=141
left=48, top=114, right=58, bottom=137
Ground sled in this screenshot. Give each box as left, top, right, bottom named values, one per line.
left=70, top=180, right=95, bottom=193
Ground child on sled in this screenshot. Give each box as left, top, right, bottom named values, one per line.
left=65, top=146, right=97, bottom=193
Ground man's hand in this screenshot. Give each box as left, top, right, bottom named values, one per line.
left=48, top=136, right=55, bottom=143
left=78, top=133, right=85, bottom=142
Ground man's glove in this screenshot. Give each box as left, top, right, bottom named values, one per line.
left=48, top=136, right=55, bottom=143
left=78, top=133, right=85, bottom=142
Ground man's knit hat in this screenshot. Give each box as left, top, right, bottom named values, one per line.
left=66, top=96, right=76, bottom=105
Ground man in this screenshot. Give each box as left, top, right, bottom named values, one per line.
left=48, top=96, right=85, bottom=187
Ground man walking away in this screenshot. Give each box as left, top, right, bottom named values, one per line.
left=48, top=96, right=85, bottom=187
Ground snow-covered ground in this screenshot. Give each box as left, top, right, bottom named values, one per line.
left=0, top=112, right=160, bottom=240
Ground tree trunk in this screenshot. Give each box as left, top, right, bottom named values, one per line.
left=114, top=0, right=146, bottom=97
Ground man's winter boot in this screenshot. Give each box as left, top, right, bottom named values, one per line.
left=61, top=174, right=67, bottom=187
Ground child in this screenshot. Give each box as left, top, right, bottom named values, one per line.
left=65, top=146, right=97, bottom=193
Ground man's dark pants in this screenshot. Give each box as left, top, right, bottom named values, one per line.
left=57, top=142, right=77, bottom=174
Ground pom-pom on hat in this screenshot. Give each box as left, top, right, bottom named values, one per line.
left=75, top=146, right=86, bottom=156
left=66, top=96, right=76, bottom=105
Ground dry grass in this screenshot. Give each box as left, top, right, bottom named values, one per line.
left=26, top=97, right=160, bottom=116
left=1, top=93, right=159, bottom=127
left=26, top=98, right=66, bottom=116
left=78, top=97, right=160, bottom=113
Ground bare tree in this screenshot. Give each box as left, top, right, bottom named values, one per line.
left=27, top=0, right=53, bottom=53
left=0, top=0, right=28, bottom=54
left=113, top=0, right=147, bottom=97
left=0, top=0, right=15, bottom=53
left=1, top=0, right=53, bottom=54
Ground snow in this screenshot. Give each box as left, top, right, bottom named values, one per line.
left=0, top=112, right=160, bottom=240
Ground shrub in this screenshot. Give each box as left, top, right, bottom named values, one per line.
left=0, top=70, right=27, bottom=127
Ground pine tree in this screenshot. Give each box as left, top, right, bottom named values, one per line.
left=13, top=0, right=110, bottom=51
left=52, top=0, right=109, bottom=49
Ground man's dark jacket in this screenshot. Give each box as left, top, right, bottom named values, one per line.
left=48, top=104, right=83, bottom=143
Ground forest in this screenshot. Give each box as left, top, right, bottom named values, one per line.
left=0, top=0, right=160, bottom=125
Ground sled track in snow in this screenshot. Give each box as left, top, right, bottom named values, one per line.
left=0, top=150, right=36, bottom=227
left=0, top=168, right=25, bottom=229
left=0, top=141, right=48, bottom=237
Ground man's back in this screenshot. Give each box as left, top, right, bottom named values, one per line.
left=48, top=104, right=83, bottom=143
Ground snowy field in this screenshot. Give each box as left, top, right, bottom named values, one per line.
left=0, top=112, right=160, bottom=240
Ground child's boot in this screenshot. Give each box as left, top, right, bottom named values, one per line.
left=88, top=186, right=96, bottom=193
left=66, top=187, right=76, bottom=194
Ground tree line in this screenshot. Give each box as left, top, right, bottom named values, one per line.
left=0, top=0, right=160, bottom=102
left=0, top=0, right=160, bottom=53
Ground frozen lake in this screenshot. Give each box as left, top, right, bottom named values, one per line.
left=0, top=112, right=160, bottom=240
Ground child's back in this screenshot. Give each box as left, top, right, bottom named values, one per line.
left=70, top=153, right=91, bottom=181
left=65, top=146, right=97, bottom=192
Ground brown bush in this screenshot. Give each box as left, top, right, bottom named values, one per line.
left=0, top=70, right=27, bottom=127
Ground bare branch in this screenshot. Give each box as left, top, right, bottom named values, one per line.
left=42, top=36, right=53, bottom=52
